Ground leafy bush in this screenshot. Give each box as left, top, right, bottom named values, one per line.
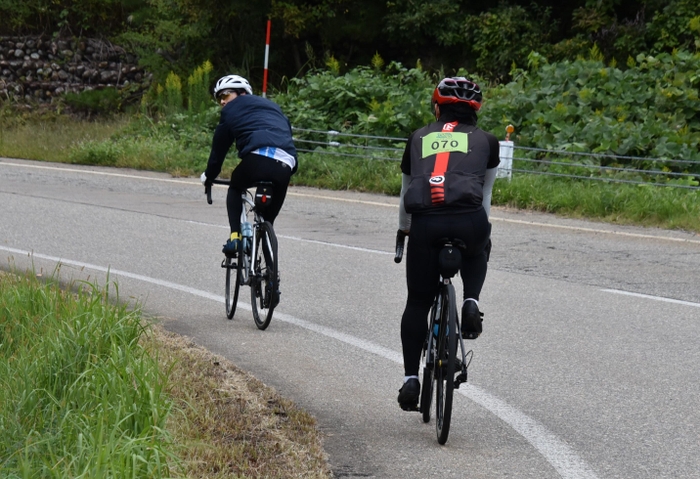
left=63, top=87, right=122, bottom=115
left=274, top=61, right=436, bottom=138
left=480, top=50, right=700, bottom=178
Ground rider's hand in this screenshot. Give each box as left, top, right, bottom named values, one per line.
left=200, top=172, right=209, bottom=186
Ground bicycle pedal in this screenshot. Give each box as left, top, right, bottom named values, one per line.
left=221, top=258, right=238, bottom=269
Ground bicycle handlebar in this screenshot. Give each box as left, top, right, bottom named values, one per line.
left=205, top=178, right=231, bottom=205
left=394, top=229, right=407, bottom=263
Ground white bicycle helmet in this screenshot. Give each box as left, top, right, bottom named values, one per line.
left=213, top=74, right=253, bottom=98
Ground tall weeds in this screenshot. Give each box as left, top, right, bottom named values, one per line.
left=0, top=272, right=175, bottom=477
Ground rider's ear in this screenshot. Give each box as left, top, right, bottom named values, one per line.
left=434, top=103, right=440, bottom=120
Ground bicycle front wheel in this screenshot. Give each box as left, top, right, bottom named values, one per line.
left=435, top=283, right=457, bottom=445
left=224, top=256, right=242, bottom=319
left=420, top=303, right=439, bottom=424
left=420, top=360, right=434, bottom=424
left=251, top=221, right=278, bottom=330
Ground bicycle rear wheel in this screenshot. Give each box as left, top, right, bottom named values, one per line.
left=251, top=221, right=278, bottom=330
left=224, top=256, right=242, bottom=319
left=435, top=284, right=457, bottom=445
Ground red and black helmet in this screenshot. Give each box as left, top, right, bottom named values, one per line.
left=431, top=77, right=482, bottom=111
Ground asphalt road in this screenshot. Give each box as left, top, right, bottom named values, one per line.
left=2, top=158, right=699, bottom=479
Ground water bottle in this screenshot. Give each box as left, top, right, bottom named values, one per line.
left=241, top=221, right=253, bottom=253
left=433, top=322, right=448, bottom=337
left=241, top=221, right=253, bottom=239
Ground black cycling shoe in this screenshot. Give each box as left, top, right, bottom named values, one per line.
left=461, top=300, right=483, bottom=339
left=397, top=378, right=420, bottom=411
left=222, top=238, right=241, bottom=258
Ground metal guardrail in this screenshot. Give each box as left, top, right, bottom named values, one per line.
left=291, top=127, right=700, bottom=190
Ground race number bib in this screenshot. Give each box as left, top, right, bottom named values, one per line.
left=421, top=132, right=469, bottom=159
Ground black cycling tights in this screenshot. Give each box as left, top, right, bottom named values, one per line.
left=226, top=153, right=293, bottom=233
left=401, top=210, right=490, bottom=376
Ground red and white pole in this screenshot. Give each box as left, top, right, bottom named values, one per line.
left=262, top=19, right=271, bottom=98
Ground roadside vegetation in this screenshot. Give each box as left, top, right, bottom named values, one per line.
left=2, top=49, right=698, bottom=233
left=0, top=271, right=330, bottom=478
left=0, top=109, right=128, bottom=163
left=1, top=1, right=698, bottom=232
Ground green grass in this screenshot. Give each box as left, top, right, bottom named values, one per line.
left=494, top=175, right=700, bottom=232
left=291, top=156, right=700, bottom=233
left=0, top=114, right=129, bottom=163
left=0, top=271, right=174, bottom=477
left=2, top=111, right=698, bottom=233
left=293, top=151, right=402, bottom=194
left=0, top=271, right=331, bottom=478
left=68, top=134, right=207, bottom=177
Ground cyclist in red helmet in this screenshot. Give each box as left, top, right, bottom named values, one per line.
left=397, top=77, right=500, bottom=410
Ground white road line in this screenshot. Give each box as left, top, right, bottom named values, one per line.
left=164, top=218, right=393, bottom=255
left=601, top=289, right=700, bottom=308
left=279, top=235, right=392, bottom=255
left=3, top=159, right=698, bottom=245
left=459, top=387, right=599, bottom=479
left=1, top=246, right=222, bottom=302
left=277, top=308, right=600, bottom=479
left=0, top=160, right=195, bottom=185
left=1, top=244, right=599, bottom=479
left=287, top=191, right=398, bottom=208
left=491, top=217, right=700, bottom=245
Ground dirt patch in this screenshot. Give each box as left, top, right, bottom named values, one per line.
left=148, top=324, right=332, bottom=478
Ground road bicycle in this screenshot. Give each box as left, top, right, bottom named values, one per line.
left=395, top=230, right=473, bottom=445
left=206, top=179, right=279, bottom=330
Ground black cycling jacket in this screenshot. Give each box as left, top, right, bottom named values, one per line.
left=205, top=94, right=298, bottom=180
left=400, top=119, right=499, bottom=214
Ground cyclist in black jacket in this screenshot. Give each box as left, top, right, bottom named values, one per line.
left=397, top=77, right=500, bottom=410
left=200, top=74, right=298, bottom=256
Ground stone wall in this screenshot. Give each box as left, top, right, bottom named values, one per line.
left=0, top=35, right=151, bottom=103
